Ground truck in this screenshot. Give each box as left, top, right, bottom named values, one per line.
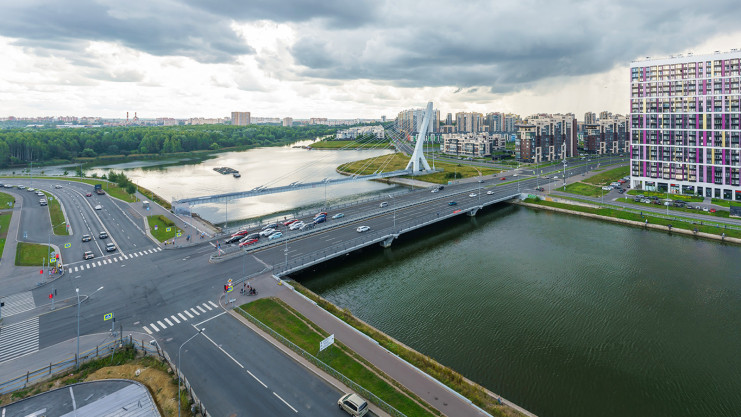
left=94, top=184, right=105, bottom=195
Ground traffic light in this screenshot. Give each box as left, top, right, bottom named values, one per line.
left=224, top=284, right=229, bottom=292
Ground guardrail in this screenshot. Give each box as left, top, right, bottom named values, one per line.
left=234, top=306, right=407, bottom=417
left=0, top=336, right=210, bottom=417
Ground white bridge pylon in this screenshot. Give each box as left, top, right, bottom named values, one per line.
left=404, top=101, right=434, bottom=174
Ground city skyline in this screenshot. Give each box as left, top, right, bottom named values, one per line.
left=1, top=0, right=739, bottom=119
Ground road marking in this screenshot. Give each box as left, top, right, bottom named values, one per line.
left=133, top=253, right=139, bottom=257
left=113, top=258, right=118, bottom=263
left=199, top=330, right=244, bottom=369
left=196, top=306, right=206, bottom=313
left=163, top=318, right=173, bottom=326
left=118, top=256, right=123, bottom=261
left=190, top=308, right=200, bottom=316
left=194, top=311, right=226, bottom=327
left=72, top=266, right=78, bottom=272
left=273, top=392, right=298, bottom=413
left=156, top=247, right=162, bottom=252
left=85, top=264, right=90, bottom=269
left=0, top=317, right=39, bottom=365
left=122, top=254, right=128, bottom=260
left=148, top=249, right=154, bottom=254
left=170, top=315, right=180, bottom=324
left=149, top=323, right=159, bottom=332
left=178, top=313, right=187, bottom=321
left=157, top=320, right=166, bottom=329
left=184, top=310, right=194, bottom=318
left=0, top=292, right=35, bottom=317
left=208, top=301, right=218, bottom=308
left=202, top=303, right=213, bottom=311
left=139, top=251, right=145, bottom=256
left=143, top=326, right=152, bottom=335
left=91, top=263, right=96, bottom=268
left=247, top=370, right=267, bottom=388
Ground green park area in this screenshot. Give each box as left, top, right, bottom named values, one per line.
left=41, top=191, right=69, bottom=235
left=310, top=140, right=392, bottom=149
left=147, top=215, right=180, bottom=242
left=0, top=192, right=15, bottom=208
left=15, top=242, right=54, bottom=266
left=239, top=298, right=442, bottom=417
left=338, top=153, right=498, bottom=184
left=561, top=166, right=629, bottom=197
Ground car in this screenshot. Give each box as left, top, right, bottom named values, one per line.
left=244, top=233, right=260, bottom=240
left=3, top=185, right=11, bottom=188
left=239, top=238, right=258, bottom=247
left=478, top=179, right=484, bottom=183
left=37, top=192, right=44, bottom=196
left=27, top=188, right=35, bottom=192
left=537, top=187, right=545, bottom=192
left=313, top=216, right=326, bottom=224
left=431, top=188, right=439, bottom=193
left=469, top=193, right=476, bottom=197
left=553, top=175, right=559, bottom=179
left=710, top=208, right=717, bottom=213
left=513, top=174, right=518, bottom=177
left=500, top=177, right=506, bottom=180
left=231, top=229, right=250, bottom=238
left=289, top=221, right=304, bottom=230
left=283, top=219, right=298, bottom=226
left=268, top=232, right=283, bottom=240
left=262, top=223, right=278, bottom=230
left=17, top=186, right=25, bottom=190
left=85, top=192, right=92, bottom=197
left=379, top=202, right=388, bottom=208
left=298, top=222, right=311, bottom=231
left=39, top=199, right=47, bottom=206
left=332, top=213, right=344, bottom=219
left=448, top=201, right=457, bottom=206
left=356, top=226, right=370, bottom=233
left=338, top=393, right=369, bottom=417
left=486, top=190, right=494, bottom=195
left=54, top=185, right=62, bottom=189
left=105, top=243, right=116, bottom=252
left=437, top=186, right=444, bottom=191
left=453, top=209, right=461, bottom=213
left=225, top=235, right=243, bottom=244
left=99, top=231, right=108, bottom=239
left=83, top=251, right=95, bottom=260
left=259, top=228, right=276, bottom=237
left=602, top=186, right=612, bottom=191
left=81, top=234, right=92, bottom=242
left=94, top=205, right=102, bottom=210
left=314, top=212, right=327, bottom=218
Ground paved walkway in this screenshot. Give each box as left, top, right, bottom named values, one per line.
left=238, top=273, right=534, bottom=417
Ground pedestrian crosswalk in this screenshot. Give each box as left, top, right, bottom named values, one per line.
left=0, top=292, right=35, bottom=317
left=142, top=301, right=219, bottom=334
left=69, top=247, right=162, bottom=273
left=0, top=317, right=39, bottom=364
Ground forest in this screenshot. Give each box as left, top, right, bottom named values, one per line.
left=0, top=124, right=340, bottom=167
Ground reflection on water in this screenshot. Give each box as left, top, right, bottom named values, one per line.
left=297, top=205, right=741, bottom=417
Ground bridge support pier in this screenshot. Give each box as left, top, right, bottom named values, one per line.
left=467, top=207, right=480, bottom=217
left=379, top=236, right=396, bottom=248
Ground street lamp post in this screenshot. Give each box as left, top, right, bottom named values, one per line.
left=179, top=328, right=205, bottom=417
left=75, top=288, right=80, bottom=368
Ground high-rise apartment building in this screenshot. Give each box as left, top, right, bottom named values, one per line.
left=630, top=51, right=741, bottom=200
left=599, top=111, right=612, bottom=120
left=395, top=108, right=439, bottom=136
left=455, top=112, right=483, bottom=133
left=515, top=114, right=577, bottom=162
left=282, top=117, right=293, bottom=127
left=231, top=112, right=251, bottom=126
left=583, top=115, right=627, bottom=154
left=584, top=112, right=597, bottom=124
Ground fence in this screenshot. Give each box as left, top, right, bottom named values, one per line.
left=234, top=306, right=407, bottom=417
left=0, top=335, right=210, bottom=417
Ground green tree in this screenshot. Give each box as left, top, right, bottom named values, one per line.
left=125, top=183, right=136, bottom=195
left=81, top=148, right=97, bottom=157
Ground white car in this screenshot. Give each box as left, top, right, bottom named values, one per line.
left=259, top=228, right=275, bottom=237
left=486, top=191, right=493, bottom=195
left=289, top=221, right=304, bottom=230
left=356, top=226, right=370, bottom=233
left=431, top=189, right=439, bottom=193
left=469, top=193, right=476, bottom=197
left=94, top=205, right=102, bottom=210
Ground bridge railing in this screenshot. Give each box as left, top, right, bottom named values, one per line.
left=234, top=306, right=407, bottom=417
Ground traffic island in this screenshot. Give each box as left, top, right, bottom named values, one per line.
left=15, top=242, right=54, bottom=266
left=147, top=215, right=181, bottom=243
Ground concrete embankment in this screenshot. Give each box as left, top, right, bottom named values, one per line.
left=513, top=200, right=741, bottom=245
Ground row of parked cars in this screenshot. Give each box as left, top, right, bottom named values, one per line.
left=227, top=211, right=348, bottom=246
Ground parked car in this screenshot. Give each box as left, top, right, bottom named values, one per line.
left=262, top=223, right=278, bottom=230
left=338, top=393, right=369, bottom=417
left=225, top=235, right=243, bottom=244
left=431, top=188, right=439, bottom=193
left=37, top=192, right=44, bottom=197
left=710, top=208, right=717, bottom=213
left=99, top=231, right=108, bottom=239
left=283, top=219, right=298, bottom=226
left=268, top=232, right=283, bottom=240
left=289, top=221, right=304, bottom=231
left=105, top=243, right=117, bottom=252
left=478, top=179, right=484, bottom=183
left=81, top=234, right=92, bottom=242
left=314, top=212, right=327, bottom=218
left=39, top=199, right=47, bottom=206
left=313, top=216, right=326, bottom=224
left=83, top=251, right=95, bottom=260
left=27, top=188, right=35, bottom=192
left=500, top=177, right=506, bottom=180
left=239, top=238, right=258, bottom=247
left=259, top=228, right=276, bottom=237
left=231, top=230, right=250, bottom=237
left=332, top=213, right=344, bottom=219
left=356, top=226, right=370, bottom=233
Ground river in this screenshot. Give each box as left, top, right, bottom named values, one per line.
left=294, top=204, right=741, bottom=417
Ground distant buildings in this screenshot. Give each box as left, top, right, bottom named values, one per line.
left=584, top=112, right=596, bottom=125
left=455, top=112, right=483, bottom=133
left=442, top=132, right=506, bottom=158
left=282, top=117, right=293, bottom=127
left=583, top=115, right=628, bottom=154
left=629, top=50, right=741, bottom=200
left=515, top=114, right=577, bottom=162
left=336, top=125, right=385, bottom=140
left=187, top=117, right=228, bottom=125
left=395, top=108, right=440, bottom=136
left=231, top=112, right=251, bottom=126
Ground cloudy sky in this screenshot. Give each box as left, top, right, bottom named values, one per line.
left=1, top=0, right=740, bottom=119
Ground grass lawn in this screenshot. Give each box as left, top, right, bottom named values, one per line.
left=310, top=140, right=392, bottom=149
left=338, top=153, right=499, bottom=185
left=626, top=189, right=704, bottom=202
left=15, top=242, right=54, bottom=266
left=526, top=198, right=741, bottom=238
left=0, top=192, right=15, bottom=208
left=710, top=198, right=741, bottom=208
left=240, top=298, right=440, bottom=417
left=147, top=215, right=180, bottom=242
left=582, top=166, right=630, bottom=186
left=42, top=191, right=69, bottom=235
left=0, top=212, right=11, bottom=261
left=563, top=182, right=604, bottom=197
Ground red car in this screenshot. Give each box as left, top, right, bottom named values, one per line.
left=231, top=229, right=250, bottom=237
left=85, top=192, right=92, bottom=197
left=709, top=208, right=716, bottom=213
left=283, top=219, right=298, bottom=226
left=500, top=177, right=506, bottom=181
left=314, top=212, right=327, bottom=218
left=239, top=238, right=258, bottom=247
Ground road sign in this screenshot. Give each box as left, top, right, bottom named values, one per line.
left=166, top=227, right=171, bottom=232
left=64, top=243, right=71, bottom=248
left=154, top=225, right=158, bottom=231
left=176, top=231, right=182, bottom=237
left=103, top=312, right=113, bottom=321
left=320, top=334, right=335, bottom=352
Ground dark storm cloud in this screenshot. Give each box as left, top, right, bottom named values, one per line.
left=289, top=0, right=741, bottom=91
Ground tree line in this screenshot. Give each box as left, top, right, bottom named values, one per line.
left=0, top=124, right=339, bottom=167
